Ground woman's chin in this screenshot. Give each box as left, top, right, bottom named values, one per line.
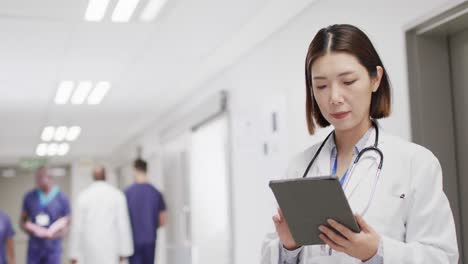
left=330, top=120, right=356, bottom=132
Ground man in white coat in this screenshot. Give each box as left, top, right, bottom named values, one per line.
left=69, top=166, right=134, bottom=264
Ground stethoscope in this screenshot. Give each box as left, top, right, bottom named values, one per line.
left=302, top=120, right=384, bottom=217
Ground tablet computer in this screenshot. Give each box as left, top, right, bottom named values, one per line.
left=269, top=176, right=360, bottom=245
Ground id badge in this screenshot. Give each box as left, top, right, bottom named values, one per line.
left=35, top=213, right=50, bottom=227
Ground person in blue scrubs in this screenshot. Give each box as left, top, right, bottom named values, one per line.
left=0, top=210, right=15, bottom=264
left=20, top=167, right=70, bottom=264
left=125, top=159, right=167, bottom=264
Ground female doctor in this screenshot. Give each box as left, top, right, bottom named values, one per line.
left=261, top=24, right=459, bottom=264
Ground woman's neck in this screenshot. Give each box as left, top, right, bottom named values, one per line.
left=334, top=119, right=372, bottom=155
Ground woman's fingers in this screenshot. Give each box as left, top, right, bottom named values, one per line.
left=278, top=208, right=285, bottom=220
left=327, top=219, right=354, bottom=240
left=355, top=214, right=373, bottom=233
left=272, top=214, right=281, bottom=224
left=319, top=225, right=350, bottom=248
left=273, top=207, right=284, bottom=224
left=319, top=233, right=345, bottom=252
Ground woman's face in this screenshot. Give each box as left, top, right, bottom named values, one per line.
left=311, top=52, right=382, bottom=132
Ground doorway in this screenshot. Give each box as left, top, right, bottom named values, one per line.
left=161, top=111, right=232, bottom=264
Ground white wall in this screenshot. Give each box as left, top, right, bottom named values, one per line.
left=112, top=0, right=456, bottom=263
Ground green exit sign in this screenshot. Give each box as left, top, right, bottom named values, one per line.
left=19, top=158, right=48, bottom=170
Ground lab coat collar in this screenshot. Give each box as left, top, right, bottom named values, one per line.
left=313, top=120, right=385, bottom=178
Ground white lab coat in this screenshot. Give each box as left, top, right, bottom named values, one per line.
left=261, top=128, right=459, bottom=264
left=69, top=181, right=134, bottom=264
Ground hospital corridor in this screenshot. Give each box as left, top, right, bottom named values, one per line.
left=1, top=0, right=468, bottom=263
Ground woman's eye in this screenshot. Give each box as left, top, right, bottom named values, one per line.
left=344, top=80, right=356, bottom=85
left=316, top=85, right=327, bottom=89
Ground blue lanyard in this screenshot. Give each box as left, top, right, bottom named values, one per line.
left=332, top=157, right=348, bottom=186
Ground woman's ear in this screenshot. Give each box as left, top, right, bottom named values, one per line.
left=372, top=66, right=384, bottom=92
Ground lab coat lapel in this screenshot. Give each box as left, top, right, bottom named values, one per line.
left=312, top=135, right=333, bottom=177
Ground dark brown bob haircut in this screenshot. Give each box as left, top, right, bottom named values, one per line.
left=305, top=24, right=391, bottom=134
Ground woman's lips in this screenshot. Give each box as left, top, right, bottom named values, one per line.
left=330, top=111, right=351, bottom=119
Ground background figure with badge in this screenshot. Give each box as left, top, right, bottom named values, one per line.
left=20, top=166, right=71, bottom=264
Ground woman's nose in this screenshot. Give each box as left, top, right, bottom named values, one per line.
left=329, top=85, right=344, bottom=105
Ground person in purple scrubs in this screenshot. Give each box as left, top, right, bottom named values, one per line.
left=125, top=159, right=167, bottom=264
left=0, top=210, right=15, bottom=264
left=20, top=167, right=70, bottom=264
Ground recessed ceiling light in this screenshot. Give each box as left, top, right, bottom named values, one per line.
left=54, top=126, right=68, bottom=141
left=88, top=82, right=111, bottom=105
left=36, top=143, right=48, bottom=156
left=66, top=126, right=81, bottom=141
left=112, top=0, right=140, bottom=22
left=57, top=143, right=70, bottom=156
left=71, top=81, right=93, bottom=105
left=140, top=0, right=167, bottom=22
left=55, top=81, right=74, bottom=104
left=85, top=0, right=111, bottom=22
left=47, top=143, right=59, bottom=156
left=41, top=126, right=55, bottom=142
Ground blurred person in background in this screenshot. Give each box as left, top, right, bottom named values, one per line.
left=69, top=165, right=133, bottom=264
left=0, top=209, right=15, bottom=264
left=125, top=158, right=167, bottom=264
left=20, top=166, right=70, bottom=264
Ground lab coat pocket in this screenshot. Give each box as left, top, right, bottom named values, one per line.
left=371, top=187, right=408, bottom=237
left=389, top=185, right=409, bottom=217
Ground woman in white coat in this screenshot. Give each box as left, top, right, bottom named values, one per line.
left=261, top=24, right=459, bottom=264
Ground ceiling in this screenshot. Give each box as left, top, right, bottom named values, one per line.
left=0, top=0, right=315, bottom=164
